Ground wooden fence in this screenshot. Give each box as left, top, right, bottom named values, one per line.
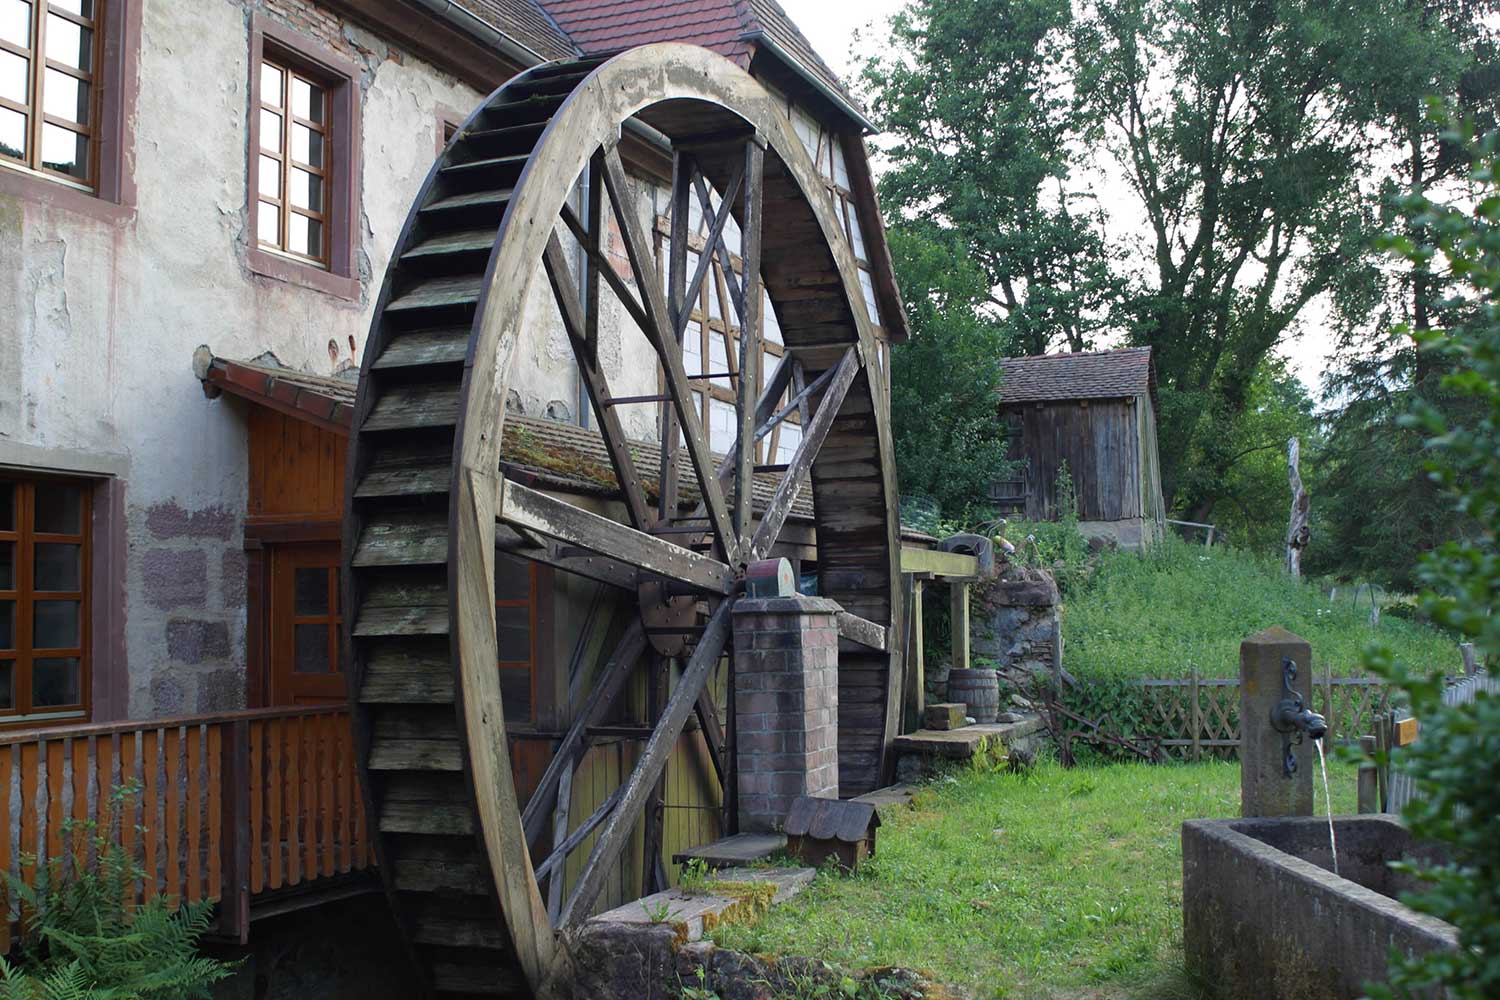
left=1129, top=672, right=1389, bottom=760
left=0, top=706, right=372, bottom=953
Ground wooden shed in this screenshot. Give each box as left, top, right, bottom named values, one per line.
left=991, top=348, right=1166, bottom=550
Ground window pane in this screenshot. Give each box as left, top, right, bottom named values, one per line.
left=776, top=422, right=802, bottom=465
left=44, top=14, right=89, bottom=72
left=34, top=542, right=79, bottom=591
left=294, top=567, right=328, bottom=616
left=709, top=333, right=729, bottom=390
left=708, top=398, right=736, bottom=454
left=290, top=123, right=322, bottom=167
left=495, top=605, right=529, bottom=662
left=290, top=76, right=324, bottom=124
left=846, top=201, right=867, bottom=259
left=762, top=350, right=778, bottom=397
left=0, top=600, right=11, bottom=649
left=260, top=108, right=281, bottom=152
left=0, top=483, right=11, bottom=530
left=707, top=271, right=723, bottom=321
left=0, top=106, right=26, bottom=161
left=40, top=122, right=86, bottom=179
left=0, top=0, right=29, bottom=48
left=42, top=67, right=87, bottom=125
left=33, top=481, right=81, bottom=534
left=762, top=291, right=781, bottom=345
left=257, top=200, right=280, bottom=246
left=49, top=0, right=95, bottom=17
left=32, top=657, right=80, bottom=707
left=260, top=62, right=283, bottom=107
left=858, top=269, right=881, bottom=326
left=33, top=599, right=78, bottom=648
left=0, top=49, right=27, bottom=104
left=294, top=623, right=330, bottom=673
left=288, top=212, right=322, bottom=260
left=289, top=167, right=322, bottom=211
left=0, top=660, right=11, bottom=709
left=257, top=155, right=280, bottom=198
left=499, top=667, right=530, bottom=724
left=494, top=552, right=529, bottom=601
left=0, top=541, right=12, bottom=590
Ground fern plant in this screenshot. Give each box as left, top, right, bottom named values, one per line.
left=0, top=784, right=235, bottom=1000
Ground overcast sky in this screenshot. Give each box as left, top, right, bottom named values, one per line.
left=775, top=1, right=1339, bottom=391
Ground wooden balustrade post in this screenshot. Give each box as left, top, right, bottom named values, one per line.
left=1190, top=667, right=1202, bottom=762
left=219, top=720, right=251, bottom=945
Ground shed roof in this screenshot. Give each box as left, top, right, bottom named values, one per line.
left=452, top=0, right=579, bottom=61
left=783, top=795, right=878, bottom=842
left=997, top=347, right=1155, bottom=406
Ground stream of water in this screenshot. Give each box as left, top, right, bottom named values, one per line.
left=1315, top=737, right=1339, bottom=877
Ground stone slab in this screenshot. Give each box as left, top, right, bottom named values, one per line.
left=589, top=866, right=816, bottom=942
left=892, top=717, right=1045, bottom=759
left=850, top=783, right=917, bottom=819
left=672, top=832, right=787, bottom=869
left=923, top=702, right=967, bottom=731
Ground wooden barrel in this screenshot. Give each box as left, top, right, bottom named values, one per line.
left=948, top=668, right=1000, bottom=724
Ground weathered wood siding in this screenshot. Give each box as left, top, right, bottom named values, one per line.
left=247, top=407, right=346, bottom=522
left=1137, top=399, right=1167, bottom=541
left=1008, top=398, right=1142, bottom=522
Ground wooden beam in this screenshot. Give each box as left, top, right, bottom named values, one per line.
left=496, top=525, right=639, bottom=591
left=951, top=581, right=970, bottom=673
left=600, top=145, right=738, bottom=560
left=520, top=620, right=648, bottom=847
left=676, top=156, right=745, bottom=345
left=533, top=786, right=624, bottom=883
left=584, top=150, right=604, bottom=368
left=498, top=480, right=735, bottom=595
left=755, top=361, right=835, bottom=446
left=835, top=611, right=887, bottom=652
left=899, top=546, right=981, bottom=580
left=544, top=765, right=572, bottom=922
left=734, top=141, right=764, bottom=542
left=559, top=599, right=736, bottom=927
left=692, top=173, right=745, bottom=322
left=749, top=348, right=860, bottom=559
left=694, top=686, right=726, bottom=789
left=661, top=150, right=691, bottom=524
left=906, top=579, right=926, bottom=732
left=541, top=234, right=652, bottom=529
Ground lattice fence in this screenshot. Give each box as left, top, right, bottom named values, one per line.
left=1122, top=674, right=1389, bottom=761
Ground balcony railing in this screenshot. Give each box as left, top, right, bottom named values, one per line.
left=0, top=706, right=374, bottom=952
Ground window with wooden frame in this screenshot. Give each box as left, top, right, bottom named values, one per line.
left=0, top=0, right=105, bottom=190
left=247, top=16, right=359, bottom=299
left=654, top=218, right=802, bottom=465
left=0, top=477, right=90, bottom=725
left=268, top=542, right=343, bottom=706
left=495, top=551, right=539, bottom=727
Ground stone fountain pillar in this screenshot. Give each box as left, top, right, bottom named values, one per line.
left=1240, top=627, right=1315, bottom=817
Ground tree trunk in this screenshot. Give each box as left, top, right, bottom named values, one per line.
left=1285, top=436, right=1310, bottom=576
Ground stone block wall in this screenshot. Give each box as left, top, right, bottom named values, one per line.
left=927, top=569, right=1061, bottom=707
left=732, top=596, right=841, bottom=831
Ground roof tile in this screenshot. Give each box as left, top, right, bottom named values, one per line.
left=997, top=347, right=1156, bottom=405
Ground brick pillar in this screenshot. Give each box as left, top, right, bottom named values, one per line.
left=732, top=596, right=840, bottom=832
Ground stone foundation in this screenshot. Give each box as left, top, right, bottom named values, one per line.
left=925, top=569, right=1060, bottom=704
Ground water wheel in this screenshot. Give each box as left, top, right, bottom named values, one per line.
left=343, top=44, right=903, bottom=999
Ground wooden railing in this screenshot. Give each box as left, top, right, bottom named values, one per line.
left=0, top=706, right=373, bottom=952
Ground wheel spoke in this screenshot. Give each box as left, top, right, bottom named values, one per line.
left=498, top=478, right=736, bottom=595
left=750, top=347, right=862, bottom=559
left=734, top=141, right=765, bottom=540
left=599, top=144, right=739, bottom=560
left=558, top=599, right=736, bottom=927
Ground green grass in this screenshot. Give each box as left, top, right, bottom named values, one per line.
left=713, top=758, right=1359, bottom=1000
left=1063, top=539, right=1458, bottom=679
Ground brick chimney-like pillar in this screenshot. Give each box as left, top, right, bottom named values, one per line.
left=732, top=596, right=841, bottom=832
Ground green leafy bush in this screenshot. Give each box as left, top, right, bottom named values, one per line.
left=1364, top=115, right=1500, bottom=1000
left=0, top=785, right=235, bottom=1000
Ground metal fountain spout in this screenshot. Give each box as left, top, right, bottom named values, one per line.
left=1269, top=657, right=1327, bottom=776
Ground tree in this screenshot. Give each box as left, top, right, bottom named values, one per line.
left=887, top=223, right=1014, bottom=518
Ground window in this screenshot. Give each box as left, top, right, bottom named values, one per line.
left=256, top=58, right=330, bottom=266
left=269, top=542, right=344, bottom=705
left=248, top=16, right=360, bottom=299
left=0, top=0, right=105, bottom=189
left=495, top=551, right=537, bottom=726
left=0, top=477, right=90, bottom=725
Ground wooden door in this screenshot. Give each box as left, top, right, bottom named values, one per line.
left=269, top=543, right=345, bottom=705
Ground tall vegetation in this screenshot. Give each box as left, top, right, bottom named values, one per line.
left=865, top=0, right=1497, bottom=542
left=1365, top=117, right=1500, bottom=1000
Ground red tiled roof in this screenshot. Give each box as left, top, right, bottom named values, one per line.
left=452, top=0, right=579, bottom=61
left=997, top=347, right=1156, bottom=405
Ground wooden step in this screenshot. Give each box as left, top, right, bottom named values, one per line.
left=482, top=93, right=567, bottom=125
left=462, top=121, right=548, bottom=153
left=360, top=642, right=454, bottom=703
left=368, top=736, right=463, bottom=771
left=356, top=456, right=452, bottom=499
left=354, top=512, right=449, bottom=568
left=440, top=154, right=530, bottom=178
left=381, top=799, right=474, bottom=836
left=392, top=842, right=486, bottom=893
left=430, top=959, right=527, bottom=995
left=355, top=605, right=450, bottom=638
left=412, top=916, right=507, bottom=950
left=386, top=276, right=484, bottom=314
left=402, top=228, right=498, bottom=262
left=362, top=383, right=461, bottom=432
left=355, top=574, right=449, bottom=638
left=374, top=328, right=472, bottom=370
left=421, top=188, right=514, bottom=217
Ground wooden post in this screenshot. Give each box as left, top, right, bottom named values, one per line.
left=1190, top=666, right=1202, bottom=763
left=1460, top=642, right=1478, bottom=677
left=950, top=581, right=969, bottom=674
left=1285, top=437, right=1310, bottom=577
left=219, top=720, right=250, bottom=944
left=1051, top=617, right=1063, bottom=702
left=904, top=578, right=926, bottom=732
left=1324, top=659, right=1335, bottom=743
left=1357, top=735, right=1379, bottom=814
left=1374, top=714, right=1390, bottom=812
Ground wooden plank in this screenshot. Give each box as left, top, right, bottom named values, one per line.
left=661, top=149, right=691, bottom=523
left=164, top=727, right=182, bottom=904
left=142, top=729, right=160, bottom=900
left=734, top=141, right=764, bottom=540
left=1, top=745, right=11, bottom=954
left=899, top=546, right=980, bottom=579
left=267, top=719, right=282, bottom=890
left=498, top=479, right=733, bottom=595
left=750, top=348, right=860, bottom=559
left=336, top=714, right=353, bottom=872
left=206, top=725, right=223, bottom=905
left=45, top=739, right=64, bottom=866
left=532, top=786, right=624, bottom=883
left=93, top=735, right=113, bottom=846
left=20, top=742, right=40, bottom=889
left=951, top=582, right=970, bottom=672
left=320, top=714, right=335, bottom=877
left=836, top=611, right=887, bottom=652
left=559, top=599, right=735, bottom=927
left=303, top=717, right=317, bottom=880
left=70, top=737, right=88, bottom=870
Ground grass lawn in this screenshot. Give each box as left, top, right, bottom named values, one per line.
left=1063, top=539, right=1458, bottom=680
left=712, top=757, right=1359, bottom=1000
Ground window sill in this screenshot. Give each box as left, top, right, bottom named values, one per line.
left=247, top=246, right=360, bottom=301
left=0, top=162, right=135, bottom=225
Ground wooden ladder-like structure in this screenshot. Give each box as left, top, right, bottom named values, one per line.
left=342, top=45, right=903, bottom=999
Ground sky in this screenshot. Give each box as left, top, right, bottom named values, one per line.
left=774, top=0, right=1341, bottom=392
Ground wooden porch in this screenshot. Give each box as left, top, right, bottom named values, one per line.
left=0, top=706, right=375, bottom=953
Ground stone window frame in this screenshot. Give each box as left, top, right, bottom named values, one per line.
left=0, top=0, right=139, bottom=222
left=246, top=13, right=360, bottom=301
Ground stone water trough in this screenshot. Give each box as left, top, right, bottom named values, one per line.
left=1183, top=816, right=1457, bottom=1000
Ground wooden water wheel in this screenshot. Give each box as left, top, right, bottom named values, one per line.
left=342, top=44, right=903, bottom=999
